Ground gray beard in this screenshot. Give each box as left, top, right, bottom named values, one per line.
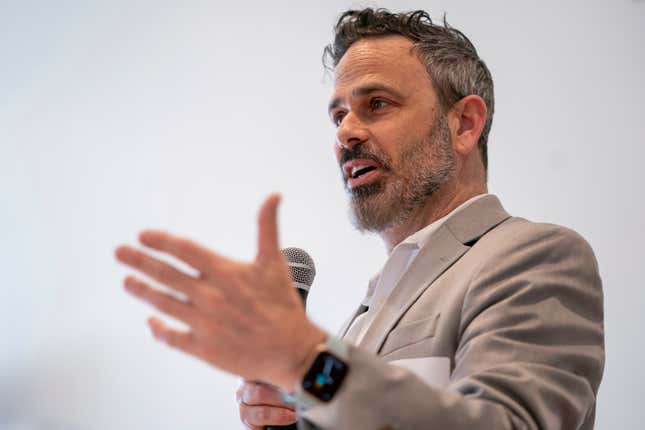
left=347, top=116, right=455, bottom=233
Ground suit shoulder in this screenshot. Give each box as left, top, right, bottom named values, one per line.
left=481, top=216, right=599, bottom=266
left=462, top=216, right=604, bottom=338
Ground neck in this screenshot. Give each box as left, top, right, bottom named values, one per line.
left=380, top=181, right=487, bottom=253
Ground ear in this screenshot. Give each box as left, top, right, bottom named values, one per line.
left=447, top=95, right=487, bottom=157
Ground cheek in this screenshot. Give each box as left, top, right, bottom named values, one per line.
left=370, top=126, right=406, bottom=165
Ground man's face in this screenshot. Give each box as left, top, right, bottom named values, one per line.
left=328, top=35, right=456, bottom=232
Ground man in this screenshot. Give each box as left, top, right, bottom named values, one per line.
left=116, top=8, right=604, bottom=430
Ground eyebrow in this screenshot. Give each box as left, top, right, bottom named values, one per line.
left=327, top=83, right=404, bottom=116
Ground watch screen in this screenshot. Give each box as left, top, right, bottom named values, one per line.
left=302, top=351, right=348, bottom=402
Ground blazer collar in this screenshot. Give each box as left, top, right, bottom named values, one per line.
left=358, top=194, right=511, bottom=353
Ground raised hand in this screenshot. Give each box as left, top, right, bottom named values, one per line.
left=115, top=194, right=326, bottom=391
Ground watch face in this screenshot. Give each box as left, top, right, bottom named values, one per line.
left=302, top=351, right=348, bottom=402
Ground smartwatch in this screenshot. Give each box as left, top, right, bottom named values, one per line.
left=288, top=335, right=350, bottom=410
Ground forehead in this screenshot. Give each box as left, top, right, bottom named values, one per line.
left=331, top=35, right=433, bottom=100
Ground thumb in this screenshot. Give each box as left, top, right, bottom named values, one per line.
left=256, top=193, right=282, bottom=263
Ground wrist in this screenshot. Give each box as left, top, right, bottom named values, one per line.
left=280, top=325, right=327, bottom=393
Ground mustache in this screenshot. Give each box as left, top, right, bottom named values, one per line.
left=339, top=144, right=389, bottom=169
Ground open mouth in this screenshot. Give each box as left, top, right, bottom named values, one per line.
left=350, top=165, right=378, bottom=179
left=342, top=159, right=383, bottom=188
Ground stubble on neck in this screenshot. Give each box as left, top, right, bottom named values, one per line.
left=379, top=180, right=488, bottom=253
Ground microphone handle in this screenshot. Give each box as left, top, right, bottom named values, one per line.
left=295, top=287, right=308, bottom=303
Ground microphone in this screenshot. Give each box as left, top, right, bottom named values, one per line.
left=265, top=247, right=316, bottom=430
left=281, top=247, right=316, bottom=305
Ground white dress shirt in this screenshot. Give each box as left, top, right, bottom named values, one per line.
left=344, top=194, right=489, bottom=345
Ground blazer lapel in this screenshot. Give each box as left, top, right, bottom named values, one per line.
left=338, top=303, right=368, bottom=338
left=358, top=194, right=511, bottom=354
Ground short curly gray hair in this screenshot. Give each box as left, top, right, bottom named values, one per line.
left=323, top=8, right=494, bottom=174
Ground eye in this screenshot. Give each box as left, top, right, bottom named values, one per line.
left=370, top=98, right=389, bottom=111
left=332, top=111, right=346, bottom=127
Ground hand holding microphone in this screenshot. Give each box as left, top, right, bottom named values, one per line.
left=238, top=248, right=316, bottom=430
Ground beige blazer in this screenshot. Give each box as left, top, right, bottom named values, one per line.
left=300, top=195, right=604, bottom=429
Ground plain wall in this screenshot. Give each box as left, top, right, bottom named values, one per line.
left=1, top=0, right=643, bottom=428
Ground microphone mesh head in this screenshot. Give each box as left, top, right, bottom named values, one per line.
left=281, top=247, right=316, bottom=288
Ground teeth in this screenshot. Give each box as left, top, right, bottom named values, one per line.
left=351, top=165, right=369, bottom=178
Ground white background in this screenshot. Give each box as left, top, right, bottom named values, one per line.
left=1, top=0, right=643, bottom=428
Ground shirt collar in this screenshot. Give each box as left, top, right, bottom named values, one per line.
left=364, top=193, right=490, bottom=300
left=399, top=193, right=490, bottom=250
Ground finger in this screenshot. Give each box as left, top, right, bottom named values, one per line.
left=239, top=403, right=297, bottom=427
left=256, top=193, right=281, bottom=262
left=148, top=316, right=196, bottom=352
left=115, top=246, right=200, bottom=298
left=241, top=381, right=292, bottom=407
left=235, top=383, right=244, bottom=405
left=124, top=276, right=197, bottom=325
left=138, top=230, right=226, bottom=276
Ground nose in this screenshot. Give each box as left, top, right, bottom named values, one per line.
left=335, top=111, right=369, bottom=151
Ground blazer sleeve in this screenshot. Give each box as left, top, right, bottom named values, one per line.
left=298, top=224, right=605, bottom=430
